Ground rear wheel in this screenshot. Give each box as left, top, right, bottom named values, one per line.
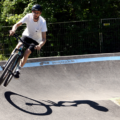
left=0, top=53, right=20, bottom=86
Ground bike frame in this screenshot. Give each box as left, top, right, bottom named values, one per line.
left=4, top=44, right=24, bottom=71
left=12, top=46, right=24, bottom=71
left=0, top=34, right=35, bottom=86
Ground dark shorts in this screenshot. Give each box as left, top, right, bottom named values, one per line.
left=20, top=36, right=39, bottom=52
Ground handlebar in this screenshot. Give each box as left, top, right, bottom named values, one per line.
left=13, top=33, right=34, bottom=46
left=13, top=33, right=43, bottom=52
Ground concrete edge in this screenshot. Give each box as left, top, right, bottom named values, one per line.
left=0, top=52, right=120, bottom=65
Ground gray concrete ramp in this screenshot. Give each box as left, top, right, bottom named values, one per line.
left=0, top=53, right=120, bottom=120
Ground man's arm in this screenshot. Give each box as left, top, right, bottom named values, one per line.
left=9, top=22, right=22, bottom=36
left=35, top=32, right=46, bottom=50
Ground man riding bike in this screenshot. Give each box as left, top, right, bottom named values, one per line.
left=3, top=4, right=47, bottom=78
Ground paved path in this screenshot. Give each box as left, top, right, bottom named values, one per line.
left=0, top=53, right=120, bottom=120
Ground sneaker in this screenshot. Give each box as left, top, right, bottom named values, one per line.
left=14, top=71, right=20, bottom=78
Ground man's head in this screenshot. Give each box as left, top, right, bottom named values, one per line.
left=32, top=4, right=42, bottom=21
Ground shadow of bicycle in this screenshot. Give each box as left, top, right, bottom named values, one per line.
left=4, top=91, right=109, bottom=116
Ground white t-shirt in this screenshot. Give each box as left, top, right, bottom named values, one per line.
left=19, top=13, right=47, bottom=43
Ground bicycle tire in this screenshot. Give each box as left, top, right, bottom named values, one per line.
left=0, top=54, right=14, bottom=84
left=0, top=53, right=20, bottom=85
left=4, top=53, right=20, bottom=87
left=0, top=63, right=11, bottom=85
left=4, top=59, right=19, bottom=87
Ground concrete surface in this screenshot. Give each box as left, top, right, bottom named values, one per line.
left=0, top=53, right=120, bottom=120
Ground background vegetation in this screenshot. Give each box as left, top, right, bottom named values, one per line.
left=0, top=0, right=120, bottom=60
left=0, top=0, right=120, bottom=25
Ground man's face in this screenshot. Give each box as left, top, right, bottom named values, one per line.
left=32, top=10, right=41, bottom=21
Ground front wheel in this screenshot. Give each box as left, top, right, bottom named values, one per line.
left=0, top=53, right=20, bottom=86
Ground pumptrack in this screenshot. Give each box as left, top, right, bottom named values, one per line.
left=0, top=53, right=120, bottom=120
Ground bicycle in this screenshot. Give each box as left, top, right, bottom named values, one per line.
left=0, top=34, right=33, bottom=87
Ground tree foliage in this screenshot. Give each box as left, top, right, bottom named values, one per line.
left=0, top=0, right=120, bottom=25
left=1, top=0, right=120, bottom=59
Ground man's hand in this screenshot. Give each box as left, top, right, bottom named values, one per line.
left=9, top=30, right=15, bottom=36
left=9, top=22, right=22, bottom=36
left=34, top=45, right=42, bottom=50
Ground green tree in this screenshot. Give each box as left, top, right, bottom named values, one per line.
left=1, top=0, right=120, bottom=25
left=1, top=0, right=120, bottom=59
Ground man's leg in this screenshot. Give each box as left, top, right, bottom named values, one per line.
left=14, top=48, right=31, bottom=78
left=14, top=36, right=38, bottom=78
left=20, top=48, right=32, bottom=67
left=12, top=42, right=23, bottom=54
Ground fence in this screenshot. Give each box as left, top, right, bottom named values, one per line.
left=0, top=18, right=120, bottom=59
left=100, top=18, right=120, bottom=53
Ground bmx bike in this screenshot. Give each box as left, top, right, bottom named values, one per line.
left=0, top=34, right=33, bottom=87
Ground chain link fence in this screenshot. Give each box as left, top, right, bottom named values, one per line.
left=0, top=18, right=120, bottom=60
